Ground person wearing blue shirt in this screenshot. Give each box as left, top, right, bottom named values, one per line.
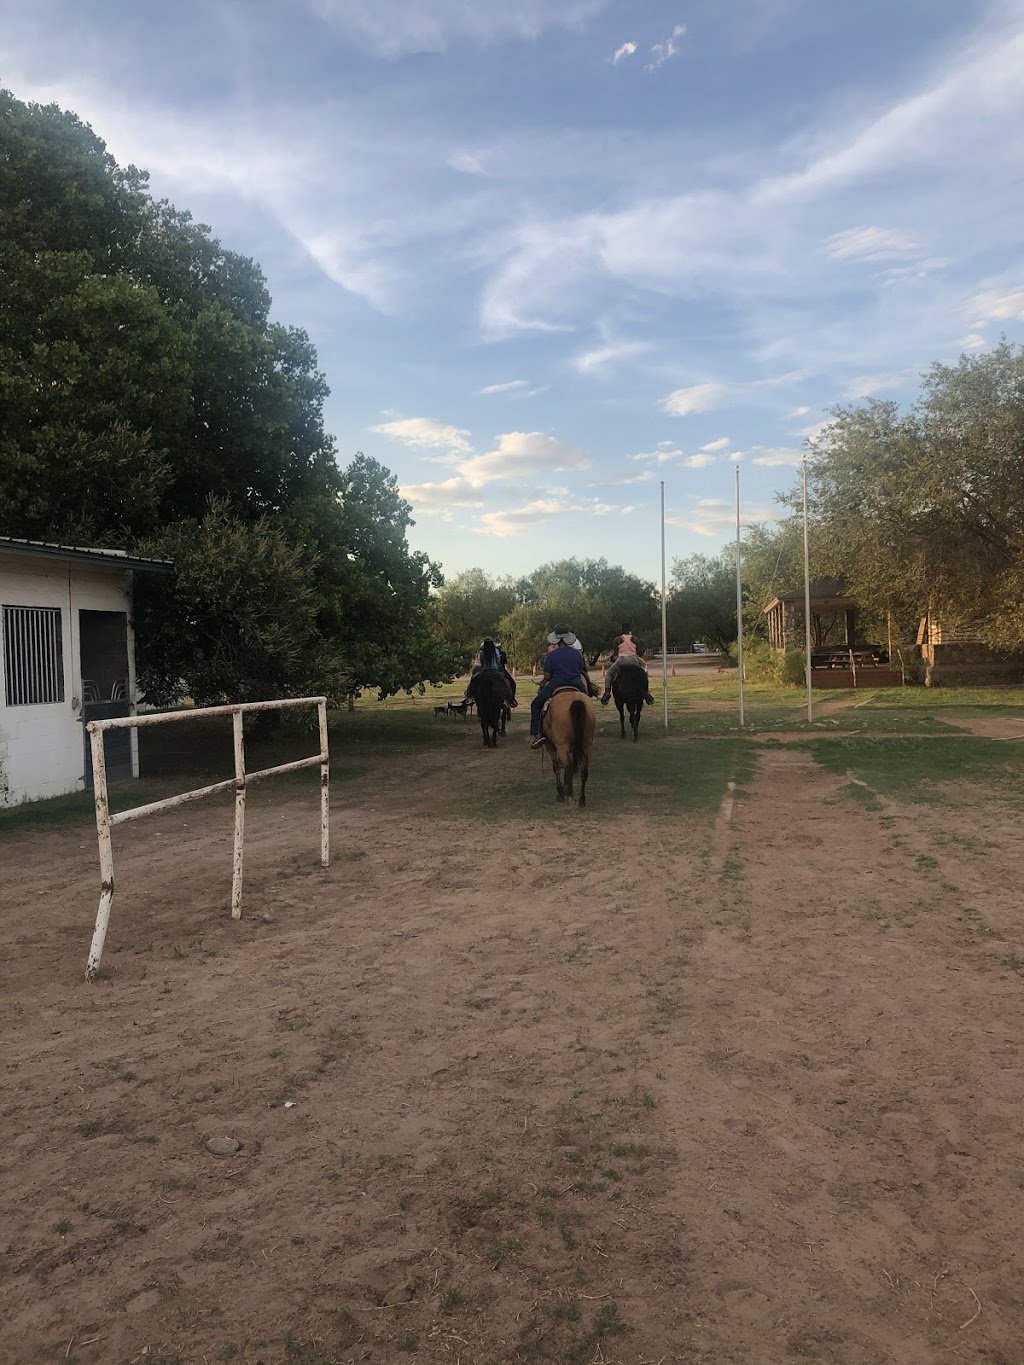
left=529, top=626, right=591, bottom=748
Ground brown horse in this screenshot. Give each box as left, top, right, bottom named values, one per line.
left=541, top=688, right=595, bottom=805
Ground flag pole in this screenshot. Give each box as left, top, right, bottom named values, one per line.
left=802, top=453, right=813, bottom=723
left=735, top=463, right=745, bottom=728
left=660, top=480, right=669, bottom=730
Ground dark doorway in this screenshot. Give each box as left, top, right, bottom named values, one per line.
left=80, top=610, right=132, bottom=786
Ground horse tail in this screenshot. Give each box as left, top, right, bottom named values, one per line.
left=566, top=698, right=588, bottom=784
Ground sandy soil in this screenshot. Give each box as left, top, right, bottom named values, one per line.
left=2, top=733, right=1023, bottom=1365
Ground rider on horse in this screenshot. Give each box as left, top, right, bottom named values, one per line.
left=464, top=638, right=517, bottom=707
left=600, top=622, right=655, bottom=706
left=530, top=626, right=593, bottom=749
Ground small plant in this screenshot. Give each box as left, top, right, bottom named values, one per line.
left=53, top=1219, right=71, bottom=1235
left=560, top=1226, right=577, bottom=1251
left=440, top=1287, right=467, bottom=1313
left=119, top=1070, right=137, bottom=1082
left=398, top=1332, right=418, bottom=1352
left=221, top=1346, right=240, bottom=1360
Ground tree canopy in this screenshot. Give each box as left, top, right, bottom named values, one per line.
left=0, top=90, right=454, bottom=702
left=802, top=343, right=1024, bottom=649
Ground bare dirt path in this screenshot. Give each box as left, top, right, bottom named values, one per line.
left=1, top=735, right=1022, bottom=1364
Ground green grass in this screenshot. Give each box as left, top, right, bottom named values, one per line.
left=808, top=736, right=1024, bottom=805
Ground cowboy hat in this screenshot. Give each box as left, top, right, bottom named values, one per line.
left=547, top=625, right=579, bottom=646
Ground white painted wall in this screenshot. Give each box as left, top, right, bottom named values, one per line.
left=0, top=554, right=139, bottom=805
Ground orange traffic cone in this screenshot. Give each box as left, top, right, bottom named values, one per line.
left=671, top=665, right=677, bottom=676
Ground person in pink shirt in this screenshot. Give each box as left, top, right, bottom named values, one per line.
left=600, top=622, right=654, bottom=706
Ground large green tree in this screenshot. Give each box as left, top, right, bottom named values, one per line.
left=497, top=558, right=660, bottom=666
left=0, top=90, right=459, bottom=702
left=668, top=551, right=737, bottom=651
left=433, top=568, right=518, bottom=655
left=803, top=343, right=1024, bottom=648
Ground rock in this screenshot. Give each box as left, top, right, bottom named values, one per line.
left=261, top=912, right=275, bottom=924
left=205, top=1135, right=241, bottom=1157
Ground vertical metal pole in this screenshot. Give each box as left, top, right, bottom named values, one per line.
left=802, top=455, right=814, bottom=723
left=735, top=464, right=745, bottom=728
left=231, top=708, right=245, bottom=919
left=85, top=725, right=114, bottom=981
left=660, top=480, right=669, bottom=730
left=318, top=699, right=330, bottom=867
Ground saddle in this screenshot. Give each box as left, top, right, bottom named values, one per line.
left=540, top=685, right=584, bottom=721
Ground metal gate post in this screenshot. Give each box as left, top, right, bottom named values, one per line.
left=231, top=708, right=246, bottom=919
left=318, top=699, right=330, bottom=867
left=85, top=725, right=115, bottom=981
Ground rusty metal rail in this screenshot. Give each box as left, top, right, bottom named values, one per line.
left=85, top=697, right=329, bottom=981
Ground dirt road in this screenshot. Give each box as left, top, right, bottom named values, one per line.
left=2, top=732, right=1022, bottom=1363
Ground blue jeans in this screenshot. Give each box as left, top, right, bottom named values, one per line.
left=530, top=679, right=585, bottom=735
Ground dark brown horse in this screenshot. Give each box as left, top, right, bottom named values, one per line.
left=612, top=665, right=649, bottom=742
left=541, top=689, right=595, bottom=805
left=476, top=670, right=513, bottom=748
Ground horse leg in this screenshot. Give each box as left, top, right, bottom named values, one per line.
left=480, top=713, right=489, bottom=747
left=631, top=701, right=640, bottom=742
left=616, top=697, right=626, bottom=739
left=578, top=761, right=588, bottom=807
left=553, top=758, right=565, bottom=802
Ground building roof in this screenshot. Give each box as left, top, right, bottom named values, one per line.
left=764, top=577, right=854, bottom=612
left=0, top=536, right=172, bottom=574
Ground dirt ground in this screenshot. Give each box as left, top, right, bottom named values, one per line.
left=2, top=725, right=1024, bottom=1365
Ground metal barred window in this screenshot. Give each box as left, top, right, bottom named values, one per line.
left=3, top=606, right=65, bottom=706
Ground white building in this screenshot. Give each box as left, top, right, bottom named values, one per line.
left=0, top=538, right=171, bottom=806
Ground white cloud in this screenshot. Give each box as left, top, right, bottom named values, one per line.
left=751, top=447, right=805, bottom=467
left=306, top=0, right=613, bottom=58
left=449, top=149, right=489, bottom=176
left=611, top=40, right=637, bottom=64
left=668, top=497, right=775, bottom=537
left=399, top=476, right=485, bottom=512
left=660, top=382, right=727, bottom=416
left=371, top=417, right=473, bottom=453
left=458, top=431, right=589, bottom=487
left=586, top=470, right=655, bottom=487
left=841, top=370, right=913, bottom=399
left=477, top=494, right=617, bottom=537
left=969, top=286, right=1024, bottom=324
left=572, top=339, right=650, bottom=372
left=480, top=379, right=530, bottom=394
left=646, top=23, right=686, bottom=72
left=788, top=406, right=811, bottom=417
left=631, top=447, right=683, bottom=464
left=685, top=452, right=718, bottom=469
left=959, top=332, right=987, bottom=351
left=700, top=436, right=730, bottom=451
left=824, top=226, right=922, bottom=262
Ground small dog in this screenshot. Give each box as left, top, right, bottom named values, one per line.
left=447, top=699, right=471, bottom=719
left=433, top=704, right=448, bottom=717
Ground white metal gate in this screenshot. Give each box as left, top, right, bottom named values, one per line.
left=85, top=697, right=329, bottom=981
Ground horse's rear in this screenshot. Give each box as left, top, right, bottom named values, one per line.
left=612, top=666, right=648, bottom=742
left=542, top=689, right=596, bottom=806
left=476, top=671, right=511, bottom=747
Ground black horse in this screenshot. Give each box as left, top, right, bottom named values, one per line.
left=612, top=665, right=649, bottom=742
left=476, top=670, right=513, bottom=748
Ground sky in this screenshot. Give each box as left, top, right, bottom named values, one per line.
left=5, top=0, right=1024, bottom=581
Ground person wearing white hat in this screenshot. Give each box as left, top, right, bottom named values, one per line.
left=530, top=626, right=593, bottom=748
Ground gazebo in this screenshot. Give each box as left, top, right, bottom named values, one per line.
left=764, top=578, right=857, bottom=654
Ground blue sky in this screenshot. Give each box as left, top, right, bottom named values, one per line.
left=6, top=0, right=1024, bottom=580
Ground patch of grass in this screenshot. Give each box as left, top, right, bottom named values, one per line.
left=440, top=1287, right=467, bottom=1313
left=807, top=735, right=1024, bottom=806
left=397, top=1332, right=419, bottom=1353
left=52, top=1219, right=71, bottom=1235
left=915, top=853, right=939, bottom=871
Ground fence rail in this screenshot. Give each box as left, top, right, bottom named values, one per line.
left=85, top=697, right=329, bottom=981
